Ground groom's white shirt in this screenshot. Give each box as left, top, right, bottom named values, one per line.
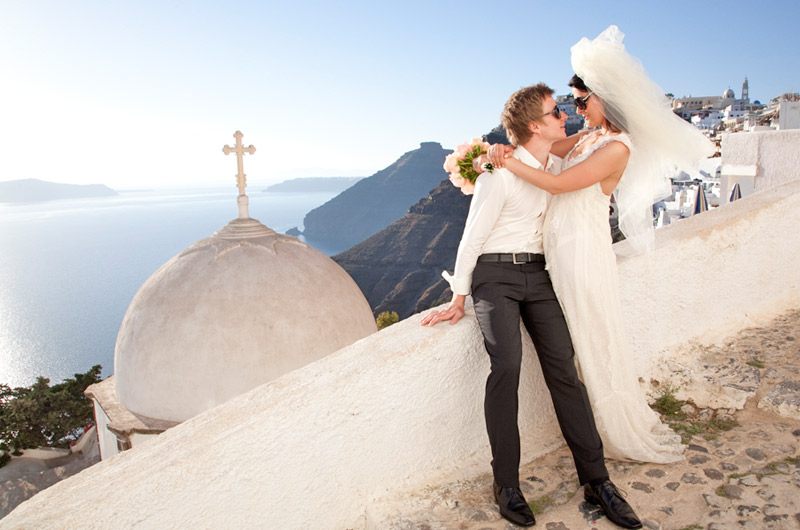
left=447, top=145, right=562, bottom=296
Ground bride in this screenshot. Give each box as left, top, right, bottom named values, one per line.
left=485, top=25, right=713, bottom=463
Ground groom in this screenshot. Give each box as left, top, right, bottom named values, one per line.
left=421, top=84, right=642, bottom=529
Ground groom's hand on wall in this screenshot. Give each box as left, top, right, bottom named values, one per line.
left=420, top=294, right=466, bottom=326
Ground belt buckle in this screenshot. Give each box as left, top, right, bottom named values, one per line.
left=512, top=253, right=525, bottom=265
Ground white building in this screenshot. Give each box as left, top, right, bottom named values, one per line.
left=674, top=78, right=762, bottom=130
left=691, top=110, right=724, bottom=130
left=778, top=97, right=800, bottom=129
left=555, top=93, right=585, bottom=135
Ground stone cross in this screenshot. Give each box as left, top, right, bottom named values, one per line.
left=222, top=131, right=256, bottom=219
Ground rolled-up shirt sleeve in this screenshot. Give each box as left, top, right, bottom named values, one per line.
left=445, top=171, right=506, bottom=295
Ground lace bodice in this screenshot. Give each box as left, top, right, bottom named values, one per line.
left=566, top=130, right=632, bottom=167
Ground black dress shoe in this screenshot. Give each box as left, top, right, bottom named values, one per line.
left=584, top=480, right=642, bottom=529
left=493, top=482, right=536, bottom=527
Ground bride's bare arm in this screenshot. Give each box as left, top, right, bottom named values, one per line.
left=503, top=141, right=630, bottom=195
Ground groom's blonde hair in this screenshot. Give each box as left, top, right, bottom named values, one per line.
left=501, top=83, right=554, bottom=146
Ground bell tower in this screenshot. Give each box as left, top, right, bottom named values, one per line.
left=742, top=77, right=749, bottom=104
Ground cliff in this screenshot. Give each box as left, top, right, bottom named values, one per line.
left=264, top=176, right=363, bottom=193
left=333, top=179, right=471, bottom=318
left=483, top=124, right=509, bottom=145
left=302, top=142, right=452, bottom=249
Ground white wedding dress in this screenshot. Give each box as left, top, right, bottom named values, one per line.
left=544, top=130, right=684, bottom=463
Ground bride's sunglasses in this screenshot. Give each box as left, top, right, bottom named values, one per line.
left=574, top=92, right=594, bottom=110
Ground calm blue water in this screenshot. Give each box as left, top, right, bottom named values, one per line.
left=0, top=188, right=342, bottom=388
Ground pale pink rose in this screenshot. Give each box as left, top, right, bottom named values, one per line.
left=469, top=137, right=484, bottom=148
left=443, top=153, right=459, bottom=173
left=455, top=143, right=470, bottom=157
left=449, top=174, right=467, bottom=188
left=449, top=173, right=475, bottom=195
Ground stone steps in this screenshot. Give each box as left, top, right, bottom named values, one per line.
left=0, top=453, right=100, bottom=520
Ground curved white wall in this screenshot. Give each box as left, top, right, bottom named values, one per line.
left=5, top=135, right=800, bottom=530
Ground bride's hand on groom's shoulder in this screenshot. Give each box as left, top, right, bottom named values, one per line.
left=472, top=154, right=490, bottom=174
left=487, top=144, right=514, bottom=168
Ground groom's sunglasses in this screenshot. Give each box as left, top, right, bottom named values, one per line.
left=539, top=106, right=562, bottom=119
left=574, top=92, right=594, bottom=110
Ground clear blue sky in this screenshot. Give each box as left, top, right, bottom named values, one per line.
left=1, top=0, right=797, bottom=189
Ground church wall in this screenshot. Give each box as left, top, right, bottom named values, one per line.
left=90, top=398, right=120, bottom=461
left=129, top=432, right=158, bottom=449
left=672, top=96, right=720, bottom=111
left=5, top=144, right=800, bottom=529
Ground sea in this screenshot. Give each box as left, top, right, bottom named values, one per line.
left=0, top=187, right=343, bottom=389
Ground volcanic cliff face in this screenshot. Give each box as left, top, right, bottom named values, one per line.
left=301, top=142, right=452, bottom=250
left=333, top=179, right=472, bottom=319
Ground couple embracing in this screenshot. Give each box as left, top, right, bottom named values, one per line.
left=421, top=26, right=713, bottom=528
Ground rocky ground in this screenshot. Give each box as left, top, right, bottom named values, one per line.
left=374, top=308, right=800, bottom=530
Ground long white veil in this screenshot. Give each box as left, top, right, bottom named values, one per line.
left=571, top=25, right=715, bottom=254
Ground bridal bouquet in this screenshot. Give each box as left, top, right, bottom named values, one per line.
left=443, top=138, right=494, bottom=195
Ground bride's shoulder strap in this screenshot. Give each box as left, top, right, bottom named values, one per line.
left=597, top=132, right=632, bottom=151
left=609, top=132, right=633, bottom=151
left=578, top=132, right=632, bottom=161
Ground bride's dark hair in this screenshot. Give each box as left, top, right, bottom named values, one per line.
left=568, top=74, right=627, bottom=133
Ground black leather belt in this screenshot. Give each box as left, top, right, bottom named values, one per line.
left=477, top=253, right=545, bottom=264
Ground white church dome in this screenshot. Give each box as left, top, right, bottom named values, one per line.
left=723, top=88, right=735, bottom=99
left=114, top=131, right=376, bottom=423
left=114, top=217, right=376, bottom=422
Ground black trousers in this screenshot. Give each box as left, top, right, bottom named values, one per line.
left=471, top=260, right=608, bottom=487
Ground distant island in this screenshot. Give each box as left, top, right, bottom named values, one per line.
left=0, top=178, right=117, bottom=203
left=264, top=177, right=363, bottom=193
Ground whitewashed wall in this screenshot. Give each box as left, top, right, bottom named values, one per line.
left=618, top=178, right=800, bottom=376
left=722, top=129, right=800, bottom=191
left=5, top=133, right=800, bottom=529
